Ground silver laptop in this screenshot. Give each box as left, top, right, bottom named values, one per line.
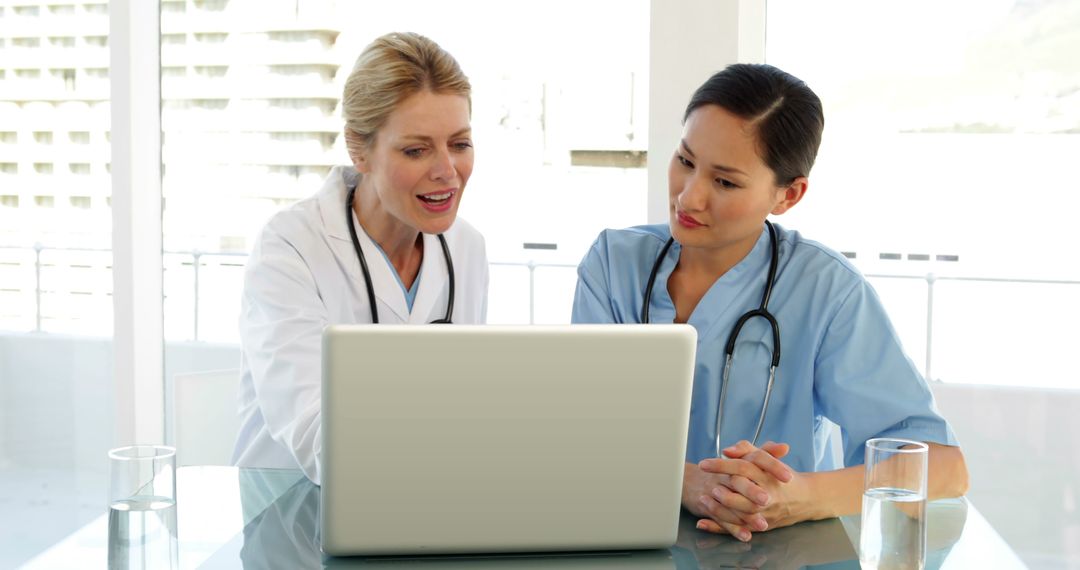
left=320, top=324, right=696, bottom=557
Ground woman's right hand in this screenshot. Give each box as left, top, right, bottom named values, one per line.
left=681, top=442, right=791, bottom=541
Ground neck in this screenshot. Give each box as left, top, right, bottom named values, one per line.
left=676, top=230, right=762, bottom=282
left=354, top=181, right=423, bottom=284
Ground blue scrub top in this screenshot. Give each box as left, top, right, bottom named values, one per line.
left=571, top=223, right=957, bottom=473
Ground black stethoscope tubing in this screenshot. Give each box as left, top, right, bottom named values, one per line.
left=345, top=186, right=454, bottom=324
left=641, top=221, right=781, bottom=449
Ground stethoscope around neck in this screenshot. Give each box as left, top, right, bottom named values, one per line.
left=345, top=186, right=455, bottom=324
left=641, top=221, right=781, bottom=452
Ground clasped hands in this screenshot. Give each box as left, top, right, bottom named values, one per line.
left=684, top=440, right=808, bottom=542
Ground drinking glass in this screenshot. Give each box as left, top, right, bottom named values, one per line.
left=859, top=438, right=928, bottom=570
left=107, top=445, right=179, bottom=570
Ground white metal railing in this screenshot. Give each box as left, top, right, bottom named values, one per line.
left=0, top=244, right=579, bottom=339
left=3, top=244, right=1079, bottom=380
left=863, top=272, right=1080, bottom=381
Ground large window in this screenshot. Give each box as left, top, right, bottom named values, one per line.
left=160, top=0, right=648, bottom=347
left=0, top=1, right=114, bottom=566
left=158, top=0, right=650, bottom=436
left=767, top=0, right=1080, bottom=390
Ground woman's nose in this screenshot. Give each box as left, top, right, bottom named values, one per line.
left=679, top=175, right=709, bottom=211
left=429, top=149, right=455, bottom=181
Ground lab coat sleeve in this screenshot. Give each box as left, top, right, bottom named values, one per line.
left=571, top=236, right=618, bottom=324
left=813, top=280, right=958, bottom=468
left=240, top=227, right=326, bottom=483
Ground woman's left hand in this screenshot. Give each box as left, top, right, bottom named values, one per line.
left=696, top=440, right=813, bottom=535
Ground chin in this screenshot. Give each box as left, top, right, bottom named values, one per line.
left=417, top=214, right=457, bottom=235
left=668, top=219, right=690, bottom=243
left=669, top=224, right=715, bottom=249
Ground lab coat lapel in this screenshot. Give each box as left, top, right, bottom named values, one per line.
left=316, top=169, right=410, bottom=323
left=355, top=218, right=411, bottom=323
left=409, top=233, right=450, bottom=324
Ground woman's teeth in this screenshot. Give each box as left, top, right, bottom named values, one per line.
left=420, top=192, right=452, bottom=203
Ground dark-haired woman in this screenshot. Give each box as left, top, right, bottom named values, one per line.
left=571, top=64, right=968, bottom=541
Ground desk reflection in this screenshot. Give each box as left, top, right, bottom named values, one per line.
left=235, top=471, right=967, bottom=570
left=238, top=476, right=673, bottom=569
left=671, top=510, right=860, bottom=570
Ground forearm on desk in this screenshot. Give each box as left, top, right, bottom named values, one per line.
left=806, top=442, right=970, bottom=520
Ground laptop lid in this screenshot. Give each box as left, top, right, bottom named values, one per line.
left=320, top=324, right=696, bottom=556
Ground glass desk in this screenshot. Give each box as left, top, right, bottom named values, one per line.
left=25, top=466, right=1027, bottom=569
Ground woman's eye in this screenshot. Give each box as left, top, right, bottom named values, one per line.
left=452, top=140, right=473, bottom=151
left=715, top=178, right=738, bottom=189
left=403, top=148, right=425, bottom=158
left=677, top=155, right=693, bottom=169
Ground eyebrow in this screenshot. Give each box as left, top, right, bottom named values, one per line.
left=680, top=139, right=748, bottom=177
left=401, top=127, right=472, bottom=143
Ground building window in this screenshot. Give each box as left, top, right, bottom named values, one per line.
left=161, top=1, right=186, bottom=14
left=68, top=132, right=90, bottom=144
left=50, top=69, right=77, bottom=90
left=14, top=37, right=41, bottom=48
left=69, top=163, right=91, bottom=175
left=69, top=196, right=92, bottom=209
left=193, top=0, right=230, bottom=12
left=34, top=132, right=54, bottom=144
left=0, top=132, right=16, bottom=144
left=47, top=5, right=76, bottom=16
left=194, top=32, right=228, bottom=44
left=0, top=163, right=17, bottom=174
left=34, top=163, right=54, bottom=174
left=48, top=36, right=75, bottom=48
left=0, top=195, right=18, bottom=208
left=194, top=66, right=228, bottom=78
left=34, top=196, right=55, bottom=207
left=84, top=36, right=107, bottom=47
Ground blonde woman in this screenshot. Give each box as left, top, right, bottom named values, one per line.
left=233, top=32, right=488, bottom=484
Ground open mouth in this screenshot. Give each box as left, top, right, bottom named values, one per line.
left=419, top=191, right=453, bottom=204
left=417, top=190, right=456, bottom=212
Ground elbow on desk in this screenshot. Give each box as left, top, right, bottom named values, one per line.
left=934, top=444, right=970, bottom=499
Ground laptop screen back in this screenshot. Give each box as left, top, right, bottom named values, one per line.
left=320, top=324, right=696, bottom=556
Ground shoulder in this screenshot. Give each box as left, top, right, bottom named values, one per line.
left=776, top=224, right=864, bottom=287
left=256, top=166, right=352, bottom=248
left=583, top=224, right=671, bottom=267
left=249, top=169, right=349, bottom=270
left=260, top=196, right=320, bottom=240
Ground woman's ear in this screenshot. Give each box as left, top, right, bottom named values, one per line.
left=344, top=129, right=370, bottom=173
left=771, top=177, right=808, bottom=215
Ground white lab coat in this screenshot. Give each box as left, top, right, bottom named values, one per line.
left=232, top=166, right=489, bottom=484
